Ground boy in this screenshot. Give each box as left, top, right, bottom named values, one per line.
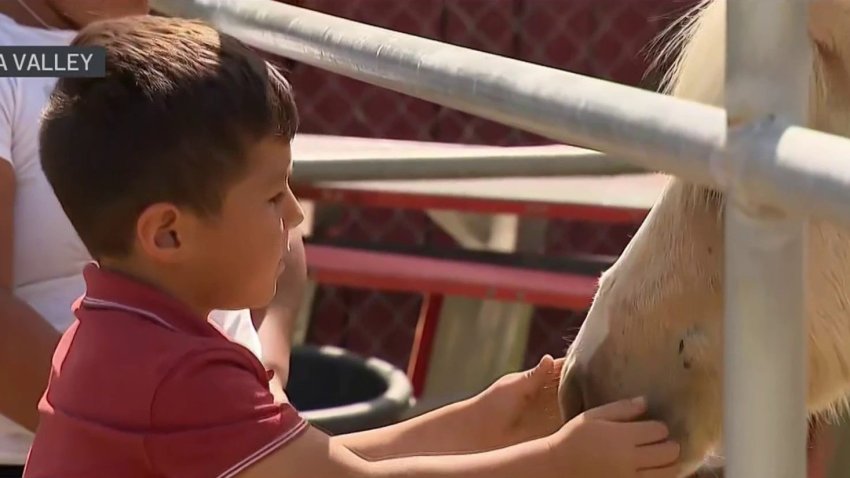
left=23, top=15, right=681, bottom=478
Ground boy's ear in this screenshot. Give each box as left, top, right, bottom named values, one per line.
left=136, top=203, right=184, bottom=261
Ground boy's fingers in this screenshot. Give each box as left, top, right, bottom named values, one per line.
left=634, top=441, right=681, bottom=470
left=551, top=356, right=566, bottom=375
left=530, top=354, right=553, bottom=375
left=582, top=397, right=647, bottom=422
left=523, top=354, right=556, bottom=384
left=626, top=420, right=671, bottom=445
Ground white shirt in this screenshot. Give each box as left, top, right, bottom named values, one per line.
left=0, top=14, right=263, bottom=465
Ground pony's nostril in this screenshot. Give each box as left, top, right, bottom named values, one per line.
left=558, top=366, right=585, bottom=422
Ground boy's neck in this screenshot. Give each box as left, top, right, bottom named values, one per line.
left=0, top=0, right=78, bottom=31
left=98, top=257, right=213, bottom=321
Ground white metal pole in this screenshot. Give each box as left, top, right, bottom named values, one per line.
left=291, top=147, right=645, bottom=182
left=150, top=0, right=850, bottom=229
left=723, top=1, right=811, bottom=477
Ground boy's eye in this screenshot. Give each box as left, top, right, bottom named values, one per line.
left=269, top=192, right=285, bottom=204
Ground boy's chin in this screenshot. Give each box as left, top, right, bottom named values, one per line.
left=251, top=284, right=279, bottom=310
left=217, top=285, right=277, bottom=312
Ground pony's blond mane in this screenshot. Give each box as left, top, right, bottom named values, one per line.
left=650, top=0, right=714, bottom=96
left=646, top=0, right=727, bottom=216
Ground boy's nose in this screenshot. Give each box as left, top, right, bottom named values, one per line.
left=284, top=191, right=305, bottom=230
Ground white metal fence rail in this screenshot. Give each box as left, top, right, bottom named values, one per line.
left=150, top=0, right=836, bottom=476
left=291, top=144, right=646, bottom=182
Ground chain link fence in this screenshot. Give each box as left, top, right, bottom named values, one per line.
left=279, top=0, right=698, bottom=373
left=281, top=0, right=697, bottom=145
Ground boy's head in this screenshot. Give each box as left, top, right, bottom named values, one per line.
left=40, top=15, right=304, bottom=312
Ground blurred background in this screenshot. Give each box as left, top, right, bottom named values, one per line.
left=281, top=0, right=688, bottom=383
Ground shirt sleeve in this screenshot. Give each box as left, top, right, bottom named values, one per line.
left=147, top=347, right=309, bottom=478
left=0, top=78, right=15, bottom=164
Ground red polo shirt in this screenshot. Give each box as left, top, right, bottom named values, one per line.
left=23, top=264, right=309, bottom=478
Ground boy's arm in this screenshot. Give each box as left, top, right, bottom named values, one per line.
left=252, top=229, right=307, bottom=390
left=239, top=400, right=683, bottom=478
left=149, top=346, right=561, bottom=478
left=335, top=355, right=564, bottom=459
left=236, top=424, right=556, bottom=478
left=333, top=397, right=490, bottom=459
left=149, top=352, right=679, bottom=478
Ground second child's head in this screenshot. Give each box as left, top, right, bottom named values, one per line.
left=40, top=15, right=304, bottom=315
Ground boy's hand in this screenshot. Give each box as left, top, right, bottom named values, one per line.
left=255, top=228, right=308, bottom=392
left=468, top=354, right=565, bottom=449
left=549, top=397, right=681, bottom=477
left=268, top=372, right=287, bottom=404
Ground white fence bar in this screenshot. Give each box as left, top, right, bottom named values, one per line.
left=723, top=0, right=810, bottom=477
left=292, top=146, right=645, bottom=182
left=150, top=0, right=850, bottom=228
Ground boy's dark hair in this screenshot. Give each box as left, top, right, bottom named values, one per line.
left=40, top=15, right=299, bottom=259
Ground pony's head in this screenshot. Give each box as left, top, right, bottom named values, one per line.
left=558, top=0, right=850, bottom=474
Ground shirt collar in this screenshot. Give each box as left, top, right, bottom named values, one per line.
left=77, top=262, right=225, bottom=338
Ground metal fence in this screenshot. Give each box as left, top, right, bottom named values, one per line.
left=151, top=0, right=850, bottom=475
left=282, top=0, right=697, bottom=145
left=272, top=0, right=688, bottom=372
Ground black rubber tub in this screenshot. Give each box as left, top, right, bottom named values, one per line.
left=285, top=344, right=415, bottom=435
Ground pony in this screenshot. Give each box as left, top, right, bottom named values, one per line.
left=557, top=0, right=850, bottom=475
